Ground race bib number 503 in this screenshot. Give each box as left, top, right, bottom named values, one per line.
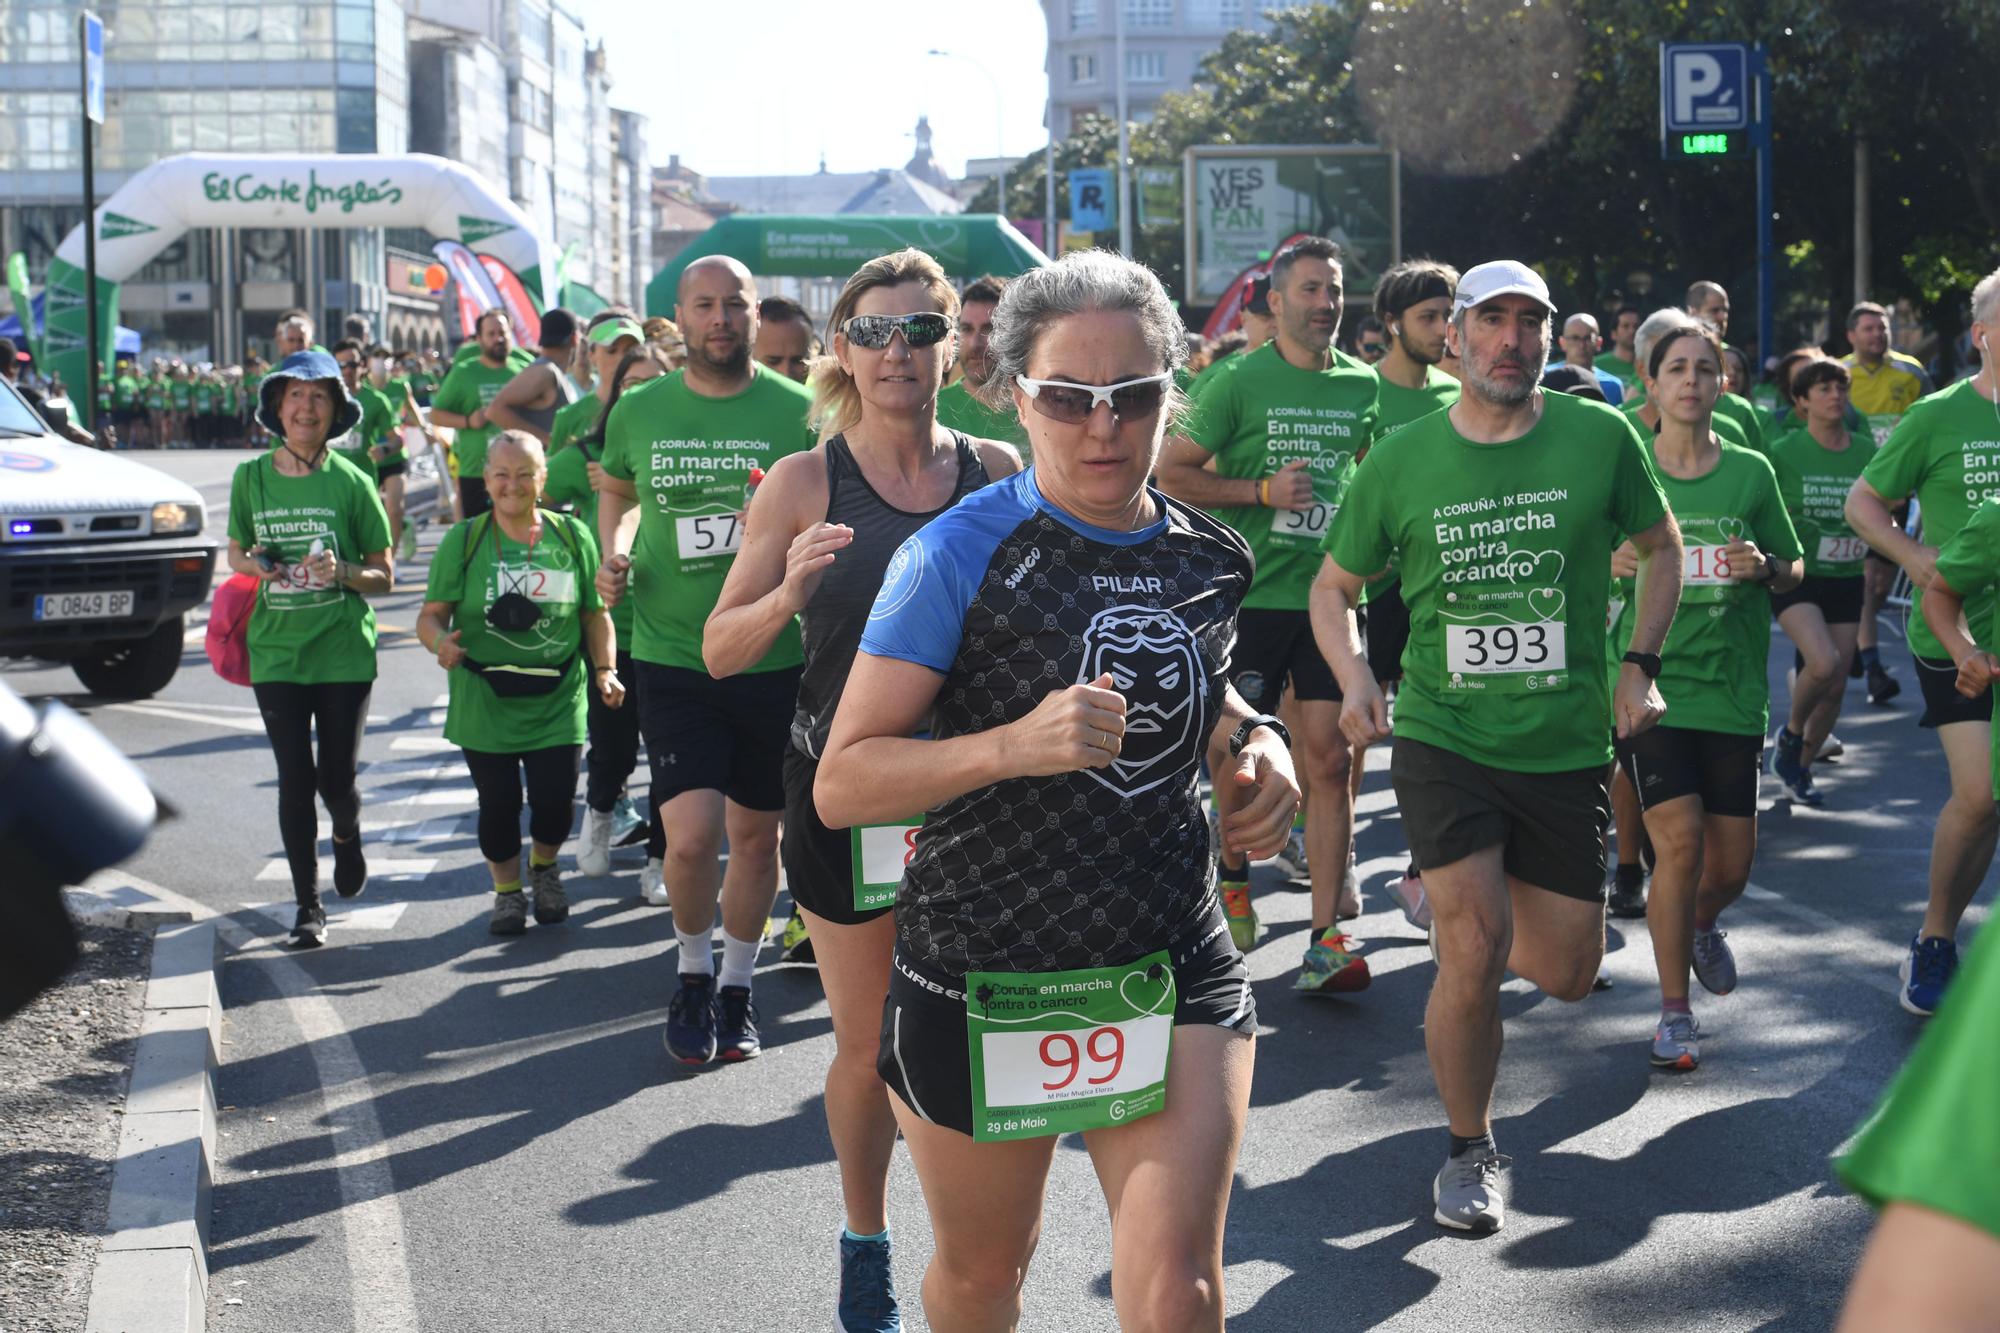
left=966, top=952, right=1174, bottom=1141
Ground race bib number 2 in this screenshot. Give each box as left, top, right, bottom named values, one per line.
left=966, top=951, right=1174, bottom=1141
left=1440, top=583, right=1568, bottom=693
left=849, top=820, right=921, bottom=913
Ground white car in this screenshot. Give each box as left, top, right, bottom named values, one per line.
left=0, top=381, right=220, bottom=698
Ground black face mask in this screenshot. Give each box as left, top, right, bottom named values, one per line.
left=487, top=590, right=542, bottom=632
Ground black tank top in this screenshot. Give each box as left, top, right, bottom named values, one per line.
left=791, top=432, right=991, bottom=758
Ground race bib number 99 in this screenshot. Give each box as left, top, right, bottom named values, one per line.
left=1440, top=583, right=1569, bottom=693
left=966, top=951, right=1174, bottom=1141
left=674, top=512, right=743, bottom=560
left=849, top=820, right=921, bottom=913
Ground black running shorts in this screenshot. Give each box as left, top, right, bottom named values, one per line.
left=1615, top=726, right=1763, bottom=819
left=1390, top=736, right=1611, bottom=903
left=877, top=912, right=1256, bottom=1139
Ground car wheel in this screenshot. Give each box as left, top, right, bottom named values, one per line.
left=72, top=615, right=185, bottom=699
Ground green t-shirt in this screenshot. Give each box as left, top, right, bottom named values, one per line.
left=1360, top=365, right=1460, bottom=599
left=424, top=510, right=602, bottom=754
left=1609, top=445, right=1801, bottom=737
left=1932, top=498, right=2000, bottom=797
left=599, top=365, right=816, bottom=671
left=226, top=453, right=391, bottom=685
left=1596, top=353, right=1640, bottom=399
left=193, top=383, right=215, bottom=413
left=431, top=360, right=516, bottom=477
left=935, top=380, right=1028, bottom=452
left=1324, top=391, right=1670, bottom=773
left=144, top=379, right=166, bottom=410
left=1859, top=380, right=2000, bottom=661
left=1715, top=391, right=1766, bottom=455
left=1185, top=351, right=1246, bottom=402
left=1184, top=341, right=1381, bottom=611
left=1767, top=427, right=1878, bottom=577
left=112, top=374, right=138, bottom=409
left=355, top=383, right=400, bottom=465
left=1838, top=925, right=2000, bottom=1240
left=543, top=435, right=631, bottom=642
left=169, top=380, right=192, bottom=409
left=547, top=394, right=603, bottom=459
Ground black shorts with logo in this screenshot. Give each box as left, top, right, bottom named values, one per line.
left=1915, top=654, right=1994, bottom=730
left=781, top=744, right=891, bottom=927
left=877, top=911, right=1256, bottom=1139
left=1390, top=735, right=1611, bottom=903
left=1770, top=573, right=1864, bottom=625
left=376, top=458, right=408, bottom=482
left=1230, top=606, right=1339, bottom=710
left=635, top=661, right=798, bottom=810
left=1616, top=726, right=1762, bottom=819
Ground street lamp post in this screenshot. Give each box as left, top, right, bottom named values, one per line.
left=927, top=49, right=1006, bottom=219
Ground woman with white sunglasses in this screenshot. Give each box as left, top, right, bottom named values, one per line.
left=704, top=247, right=1019, bottom=1332
left=815, top=250, right=1299, bottom=1332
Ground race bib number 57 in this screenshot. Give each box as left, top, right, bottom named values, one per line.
left=674, top=511, right=743, bottom=560
left=966, top=952, right=1174, bottom=1141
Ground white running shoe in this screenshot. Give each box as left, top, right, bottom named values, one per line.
left=1433, top=1148, right=1510, bottom=1234
left=641, top=856, right=668, bottom=906
left=575, top=808, right=613, bottom=878
left=1273, top=828, right=1310, bottom=880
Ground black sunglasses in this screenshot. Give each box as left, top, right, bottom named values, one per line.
left=842, top=313, right=952, bottom=350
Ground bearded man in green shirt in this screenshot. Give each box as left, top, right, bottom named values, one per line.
left=1313, top=260, right=1682, bottom=1236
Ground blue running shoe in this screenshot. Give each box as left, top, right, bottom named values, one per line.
left=1769, top=730, right=1822, bottom=805
left=1899, top=934, right=1959, bottom=1016
left=838, top=1230, right=901, bottom=1332
left=664, top=974, right=717, bottom=1065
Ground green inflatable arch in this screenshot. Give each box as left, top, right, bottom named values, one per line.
left=46, top=152, right=557, bottom=421
left=646, top=214, right=1050, bottom=318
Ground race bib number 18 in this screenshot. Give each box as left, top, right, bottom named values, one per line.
left=1439, top=583, right=1569, bottom=693
left=849, top=820, right=921, bottom=913
left=966, top=952, right=1174, bottom=1141
left=1682, top=545, right=1734, bottom=587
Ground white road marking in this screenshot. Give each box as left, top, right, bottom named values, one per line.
left=107, top=702, right=271, bottom=731
left=390, top=736, right=457, bottom=752
left=257, top=858, right=437, bottom=883
left=240, top=900, right=411, bottom=932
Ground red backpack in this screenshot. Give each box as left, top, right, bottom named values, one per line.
left=204, top=573, right=258, bottom=686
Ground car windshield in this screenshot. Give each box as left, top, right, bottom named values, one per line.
left=0, top=379, right=52, bottom=435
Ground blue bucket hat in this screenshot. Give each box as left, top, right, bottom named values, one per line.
left=256, top=350, right=362, bottom=442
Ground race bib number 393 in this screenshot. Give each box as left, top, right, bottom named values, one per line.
left=1439, top=582, right=1568, bottom=693
left=849, top=820, right=921, bottom=913
left=966, top=951, right=1174, bottom=1141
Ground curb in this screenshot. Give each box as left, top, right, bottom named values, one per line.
left=65, top=885, right=197, bottom=932
left=83, top=921, right=219, bottom=1333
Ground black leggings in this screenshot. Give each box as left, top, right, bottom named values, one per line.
left=462, top=745, right=582, bottom=864
left=253, top=680, right=372, bottom=903
left=584, top=649, right=665, bottom=857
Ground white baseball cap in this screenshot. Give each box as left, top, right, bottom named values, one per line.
left=1453, top=260, right=1556, bottom=314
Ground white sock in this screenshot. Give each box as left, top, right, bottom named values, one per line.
left=718, top=929, right=761, bottom=990
left=674, top=925, right=713, bottom=978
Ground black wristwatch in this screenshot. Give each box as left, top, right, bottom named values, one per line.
left=1229, top=713, right=1291, bottom=756
left=1622, top=651, right=1663, bottom=679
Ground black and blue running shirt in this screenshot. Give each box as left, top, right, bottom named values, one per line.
left=858, top=468, right=1254, bottom=976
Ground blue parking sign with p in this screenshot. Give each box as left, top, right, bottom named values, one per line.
left=1661, top=43, right=1748, bottom=133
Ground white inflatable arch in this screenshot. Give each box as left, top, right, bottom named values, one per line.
left=45, top=152, right=555, bottom=407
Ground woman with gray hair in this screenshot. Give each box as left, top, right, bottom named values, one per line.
left=815, top=250, right=1299, bottom=1332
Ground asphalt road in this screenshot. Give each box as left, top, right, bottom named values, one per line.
left=11, top=449, right=1989, bottom=1332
